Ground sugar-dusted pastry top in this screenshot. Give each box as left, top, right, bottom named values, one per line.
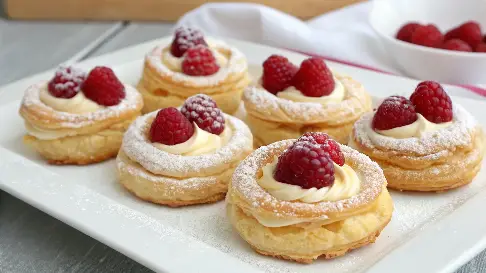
left=230, top=140, right=385, bottom=219
left=243, top=74, right=371, bottom=124
left=20, top=81, right=143, bottom=130
left=145, top=39, right=248, bottom=87
left=352, top=104, right=478, bottom=157
left=121, top=110, right=253, bottom=178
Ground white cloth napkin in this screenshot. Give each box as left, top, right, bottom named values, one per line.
left=175, top=2, right=486, bottom=98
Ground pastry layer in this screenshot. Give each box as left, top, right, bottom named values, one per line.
left=137, top=42, right=250, bottom=114
left=243, top=74, right=372, bottom=145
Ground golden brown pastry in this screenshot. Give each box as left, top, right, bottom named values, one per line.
left=243, top=55, right=372, bottom=146
left=137, top=26, right=250, bottom=114
left=227, top=133, right=393, bottom=263
left=349, top=82, right=486, bottom=192
left=19, top=66, right=143, bottom=165
left=117, top=94, right=253, bottom=207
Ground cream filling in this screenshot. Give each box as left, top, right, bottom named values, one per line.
left=276, top=78, right=345, bottom=104
left=39, top=87, right=103, bottom=114
left=161, top=47, right=228, bottom=73
left=252, top=157, right=361, bottom=227
left=152, top=123, right=232, bottom=156
left=374, top=113, right=453, bottom=139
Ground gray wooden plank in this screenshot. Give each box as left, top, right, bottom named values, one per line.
left=0, top=19, right=120, bottom=85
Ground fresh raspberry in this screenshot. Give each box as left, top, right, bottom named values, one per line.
left=475, top=43, right=486, bottom=53
left=455, top=21, right=482, bottom=47
left=170, top=26, right=208, bottom=57
left=396, top=22, right=421, bottom=43
left=442, top=39, right=472, bottom=52
left=298, top=132, right=345, bottom=166
left=410, top=81, right=453, bottom=123
left=181, top=45, right=220, bottom=76
left=410, top=24, right=443, bottom=48
left=444, top=27, right=460, bottom=41
left=261, top=55, right=298, bottom=94
left=82, top=66, right=125, bottom=106
left=47, top=66, right=86, bottom=99
left=484, top=35, right=486, bottom=43
left=180, top=94, right=225, bottom=135
left=292, top=57, right=335, bottom=97
left=274, top=141, right=335, bottom=189
left=149, top=107, right=195, bottom=145
left=372, top=96, right=418, bottom=130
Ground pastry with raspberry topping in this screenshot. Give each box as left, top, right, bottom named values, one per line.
left=350, top=81, right=485, bottom=192
left=116, top=94, right=253, bottom=207
left=226, top=136, right=393, bottom=263
left=19, top=65, right=143, bottom=165
left=137, top=26, right=250, bottom=114
left=243, top=54, right=372, bottom=146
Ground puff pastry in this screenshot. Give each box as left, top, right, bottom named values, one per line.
left=227, top=139, right=393, bottom=263
left=243, top=74, right=372, bottom=146
left=350, top=104, right=486, bottom=192
left=137, top=39, right=250, bottom=114
left=116, top=111, right=253, bottom=207
left=20, top=82, right=143, bottom=165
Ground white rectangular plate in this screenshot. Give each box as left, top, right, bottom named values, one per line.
left=0, top=37, right=485, bottom=273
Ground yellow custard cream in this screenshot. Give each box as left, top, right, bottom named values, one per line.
left=39, top=87, right=103, bottom=114
left=374, top=113, right=452, bottom=139
left=277, top=78, right=345, bottom=104
left=162, top=48, right=229, bottom=72
left=153, top=123, right=232, bottom=156
left=258, top=157, right=360, bottom=203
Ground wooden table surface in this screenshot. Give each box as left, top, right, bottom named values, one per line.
left=0, top=17, right=485, bottom=273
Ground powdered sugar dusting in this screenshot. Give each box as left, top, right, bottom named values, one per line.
left=121, top=111, right=253, bottom=178
left=147, top=39, right=248, bottom=87
left=353, top=104, right=478, bottom=156
left=52, top=66, right=86, bottom=92
left=21, top=82, right=142, bottom=128
left=230, top=140, right=385, bottom=219
left=243, top=74, right=371, bottom=124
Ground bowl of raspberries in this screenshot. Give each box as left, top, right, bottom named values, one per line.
left=369, top=0, right=486, bottom=84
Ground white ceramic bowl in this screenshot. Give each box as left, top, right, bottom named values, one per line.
left=369, top=0, right=486, bottom=84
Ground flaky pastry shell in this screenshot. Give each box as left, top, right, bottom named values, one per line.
left=226, top=140, right=393, bottom=263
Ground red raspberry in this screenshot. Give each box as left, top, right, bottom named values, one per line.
left=444, top=27, right=460, bottom=41
left=170, top=26, right=208, bottom=57
left=181, top=45, right=220, bottom=76
left=410, top=24, right=443, bottom=48
left=180, top=94, right=225, bottom=135
left=410, top=81, right=453, bottom=123
left=484, top=35, right=486, bottom=43
left=475, top=43, right=486, bottom=53
left=82, top=66, right=125, bottom=106
left=47, top=66, right=86, bottom=99
left=442, top=39, right=472, bottom=52
left=455, top=21, right=482, bottom=47
left=261, top=55, right=298, bottom=94
left=298, top=132, right=345, bottom=166
left=149, top=107, right=195, bottom=145
left=372, top=96, right=418, bottom=130
left=274, top=141, right=335, bottom=189
left=396, top=22, right=421, bottom=43
left=292, top=57, right=335, bottom=97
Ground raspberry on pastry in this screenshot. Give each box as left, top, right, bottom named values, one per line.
left=293, top=57, right=335, bottom=97
left=274, top=141, right=335, bottom=189
left=442, top=39, right=472, bottom=52
left=48, top=66, right=86, bottom=99
left=396, top=22, right=421, bottom=43
left=170, top=26, right=208, bottom=58
left=150, top=107, right=195, bottom=145
left=82, top=66, right=126, bottom=106
left=261, top=55, right=298, bottom=94
left=181, top=94, right=225, bottom=135
left=181, top=45, right=220, bottom=76
left=410, top=24, right=443, bottom=48
left=372, top=96, right=418, bottom=130
left=298, top=132, right=345, bottom=166
left=410, top=81, right=453, bottom=123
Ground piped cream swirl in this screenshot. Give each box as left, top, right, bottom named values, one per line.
left=161, top=47, right=229, bottom=73
left=39, top=87, right=103, bottom=114
left=276, top=78, right=345, bottom=104
left=374, top=113, right=453, bottom=139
